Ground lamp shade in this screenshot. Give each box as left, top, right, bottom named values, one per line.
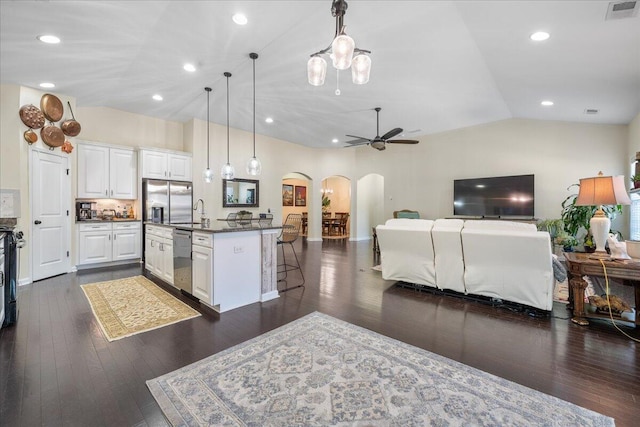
left=575, top=173, right=631, bottom=206
left=351, top=53, right=371, bottom=84
left=308, top=55, right=327, bottom=86
left=331, top=33, right=355, bottom=70
left=246, top=157, right=261, bottom=176
left=221, top=163, right=235, bottom=180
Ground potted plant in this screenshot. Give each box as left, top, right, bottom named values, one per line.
left=583, top=233, right=596, bottom=253
left=554, top=232, right=578, bottom=252
left=322, top=195, right=331, bottom=212
left=631, top=174, right=640, bottom=189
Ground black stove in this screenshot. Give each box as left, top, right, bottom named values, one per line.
left=1, top=225, right=25, bottom=328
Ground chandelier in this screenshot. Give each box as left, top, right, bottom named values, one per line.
left=307, top=0, right=371, bottom=87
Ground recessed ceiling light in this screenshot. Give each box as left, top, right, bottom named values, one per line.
left=37, top=34, right=60, bottom=44
left=152, top=94, right=163, bottom=101
left=39, top=82, right=55, bottom=88
left=183, top=63, right=196, bottom=72
left=541, top=100, right=554, bottom=106
left=332, top=138, right=339, bottom=143
left=530, top=31, right=550, bottom=41
left=265, top=117, right=274, bottom=124
left=232, top=13, right=248, bottom=25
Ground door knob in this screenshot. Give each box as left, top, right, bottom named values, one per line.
left=34, top=220, right=42, bottom=225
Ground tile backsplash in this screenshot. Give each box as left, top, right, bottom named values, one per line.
left=77, top=199, right=136, bottom=219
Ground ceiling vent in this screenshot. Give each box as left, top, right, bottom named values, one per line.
left=585, top=108, right=600, bottom=115
left=605, top=1, right=639, bottom=20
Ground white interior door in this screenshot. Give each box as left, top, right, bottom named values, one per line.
left=31, top=149, right=70, bottom=281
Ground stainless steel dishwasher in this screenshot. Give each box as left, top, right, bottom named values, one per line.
left=173, top=228, right=192, bottom=295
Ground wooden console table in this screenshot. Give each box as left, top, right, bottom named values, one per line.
left=564, top=252, right=640, bottom=327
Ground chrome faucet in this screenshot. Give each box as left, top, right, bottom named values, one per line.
left=193, top=199, right=209, bottom=227
left=193, top=199, right=205, bottom=216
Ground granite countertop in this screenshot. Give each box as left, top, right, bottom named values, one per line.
left=144, top=221, right=282, bottom=233
left=77, top=218, right=141, bottom=223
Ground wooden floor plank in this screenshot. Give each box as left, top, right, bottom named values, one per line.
left=1, top=239, right=639, bottom=426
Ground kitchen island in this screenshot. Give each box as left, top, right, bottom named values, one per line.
left=144, top=222, right=281, bottom=313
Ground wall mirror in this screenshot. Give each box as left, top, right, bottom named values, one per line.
left=223, top=178, right=259, bottom=208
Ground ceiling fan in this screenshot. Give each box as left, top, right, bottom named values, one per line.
left=344, top=107, right=419, bottom=151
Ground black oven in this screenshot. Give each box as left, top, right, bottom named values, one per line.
left=1, top=228, right=24, bottom=328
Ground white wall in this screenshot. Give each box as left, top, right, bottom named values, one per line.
left=356, top=174, right=384, bottom=240
left=356, top=118, right=630, bottom=237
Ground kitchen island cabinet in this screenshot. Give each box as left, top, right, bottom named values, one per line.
left=144, top=222, right=280, bottom=312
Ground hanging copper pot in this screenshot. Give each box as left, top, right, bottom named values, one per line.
left=23, top=129, right=38, bottom=144
left=19, top=104, right=45, bottom=129
left=61, top=101, right=81, bottom=137
left=40, top=93, right=64, bottom=122
left=41, top=124, right=65, bottom=149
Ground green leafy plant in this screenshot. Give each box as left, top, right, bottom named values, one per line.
left=554, top=232, right=578, bottom=250
left=560, top=183, right=622, bottom=242
left=537, top=219, right=564, bottom=241
left=631, top=174, right=640, bottom=188
left=322, top=195, right=331, bottom=211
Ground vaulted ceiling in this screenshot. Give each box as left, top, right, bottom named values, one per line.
left=1, top=1, right=638, bottom=148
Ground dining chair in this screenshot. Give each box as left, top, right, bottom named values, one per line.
left=277, top=213, right=305, bottom=292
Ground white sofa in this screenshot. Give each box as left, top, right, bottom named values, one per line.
left=376, top=218, right=554, bottom=311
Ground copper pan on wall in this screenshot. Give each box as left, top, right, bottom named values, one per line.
left=19, top=104, right=45, bottom=129
left=40, top=93, right=63, bottom=122
left=61, top=101, right=81, bottom=136
left=41, top=124, right=65, bottom=149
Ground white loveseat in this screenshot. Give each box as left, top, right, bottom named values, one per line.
left=376, top=219, right=554, bottom=311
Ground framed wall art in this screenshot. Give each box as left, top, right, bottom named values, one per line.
left=282, top=184, right=293, bottom=206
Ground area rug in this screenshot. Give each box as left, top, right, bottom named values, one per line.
left=147, top=312, right=613, bottom=426
left=81, top=275, right=200, bottom=342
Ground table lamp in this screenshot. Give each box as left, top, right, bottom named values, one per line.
left=575, top=171, right=631, bottom=255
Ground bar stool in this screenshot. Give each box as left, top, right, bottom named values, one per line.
left=277, top=213, right=305, bottom=292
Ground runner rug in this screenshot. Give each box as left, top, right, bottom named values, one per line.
left=81, top=275, right=200, bottom=342
left=147, top=312, right=613, bottom=426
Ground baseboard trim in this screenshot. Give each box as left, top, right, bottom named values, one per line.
left=306, top=237, right=323, bottom=242
left=350, top=236, right=371, bottom=242
left=18, top=277, right=32, bottom=286
left=261, top=290, right=279, bottom=302
left=76, top=259, right=141, bottom=270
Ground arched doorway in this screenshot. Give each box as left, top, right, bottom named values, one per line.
left=321, top=176, right=351, bottom=239
left=282, top=172, right=311, bottom=236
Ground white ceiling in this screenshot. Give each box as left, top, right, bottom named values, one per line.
left=1, top=1, right=638, bottom=149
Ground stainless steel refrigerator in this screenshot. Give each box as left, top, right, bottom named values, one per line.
left=142, top=179, right=193, bottom=224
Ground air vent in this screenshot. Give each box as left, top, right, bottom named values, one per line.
left=605, top=1, right=639, bottom=20
left=585, top=108, right=599, bottom=115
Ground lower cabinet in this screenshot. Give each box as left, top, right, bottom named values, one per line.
left=145, top=225, right=174, bottom=286
left=192, top=232, right=213, bottom=304
left=78, top=222, right=141, bottom=266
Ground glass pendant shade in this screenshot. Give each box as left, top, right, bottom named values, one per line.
left=351, top=53, right=371, bottom=84
left=307, top=55, right=327, bottom=86
left=246, top=157, right=262, bottom=176
left=221, top=163, right=235, bottom=180
left=203, top=168, right=214, bottom=183
left=331, top=33, right=355, bottom=70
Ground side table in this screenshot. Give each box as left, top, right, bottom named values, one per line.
left=564, top=252, right=640, bottom=327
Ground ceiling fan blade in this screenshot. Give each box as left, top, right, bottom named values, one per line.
left=345, top=135, right=371, bottom=144
left=381, top=127, right=403, bottom=140
left=386, top=139, right=419, bottom=144
left=343, top=141, right=370, bottom=147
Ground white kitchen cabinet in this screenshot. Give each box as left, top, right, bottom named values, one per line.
left=78, top=227, right=112, bottom=265
left=113, top=222, right=141, bottom=261
left=140, top=149, right=192, bottom=181
left=192, top=232, right=213, bottom=304
left=78, top=222, right=141, bottom=266
left=145, top=225, right=174, bottom=286
left=77, top=143, right=137, bottom=199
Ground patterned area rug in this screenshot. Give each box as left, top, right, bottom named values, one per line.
left=147, top=312, right=613, bottom=426
left=81, top=275, right=200, bottom=342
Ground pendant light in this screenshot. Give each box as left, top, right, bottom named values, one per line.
left=203, top=87, right=214, bottom=183
left=221, top=72, right=235, bottom=180
left=246, top=52, right=261, bottom=176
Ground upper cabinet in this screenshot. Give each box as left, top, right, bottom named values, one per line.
left=78, top=143, right=137, bottom=199
left=140, top=149, right=192, bottom=181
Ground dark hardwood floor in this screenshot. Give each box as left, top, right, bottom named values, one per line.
left=1, top=238, right=639, bottom=426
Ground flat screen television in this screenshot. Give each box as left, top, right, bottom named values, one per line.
left=453, top=174, right=534, bottom=217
